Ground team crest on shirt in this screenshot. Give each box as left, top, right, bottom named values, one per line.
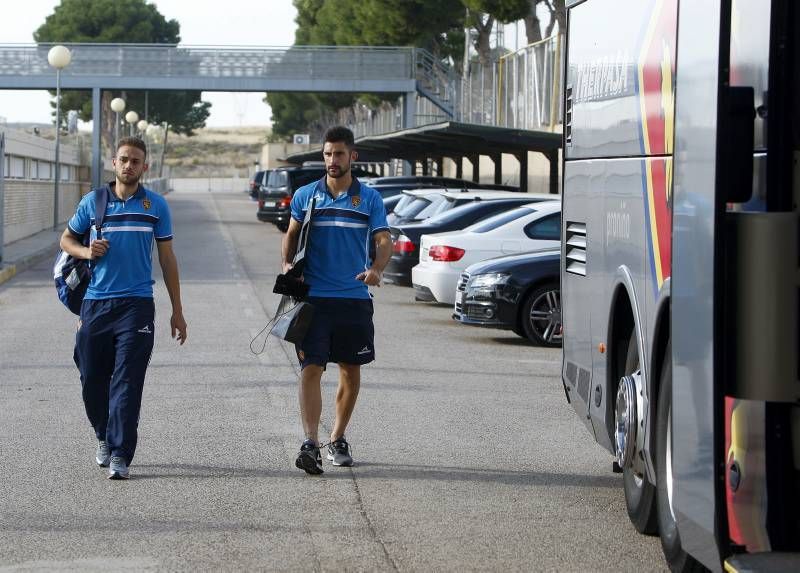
left=143, top=198, right=151, bottom=210
left=351, top=196, right=361, bottom=207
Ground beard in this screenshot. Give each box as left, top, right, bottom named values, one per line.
left=117, top=171, right=141, bottom=185
left=327, top=163, right=350, bottom=179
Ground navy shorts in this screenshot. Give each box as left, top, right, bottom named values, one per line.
left=296, top=296, right=375, bottom=369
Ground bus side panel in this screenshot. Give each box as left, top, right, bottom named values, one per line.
left=561, top=161, right=597, bottom=440
left=589, top=158, right=649, bottom=453
left=671, top=0, right=723, bottom=568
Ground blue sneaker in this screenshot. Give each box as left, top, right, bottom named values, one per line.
left=295, top=440, right=323, bottom=475
left=95, top=440, right=111, bottom=467
left=108, top=456, right=130, bottom=480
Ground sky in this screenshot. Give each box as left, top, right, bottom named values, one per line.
left=0, top=0, right=299, bottom=128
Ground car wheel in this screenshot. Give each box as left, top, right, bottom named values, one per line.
left=656, top=341, right=705, bottom=571
left=621, top=332, right=659, bottom=535
left=520, top=282, right=562, bottom=347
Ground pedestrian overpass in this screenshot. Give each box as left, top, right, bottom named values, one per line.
left=0, top=43, right=455, bottom=187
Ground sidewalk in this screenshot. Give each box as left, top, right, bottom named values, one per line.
left=0, top=229, right=62, bottom=286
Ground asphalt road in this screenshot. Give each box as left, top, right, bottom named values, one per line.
left=0, top=188, right=664, bottom=572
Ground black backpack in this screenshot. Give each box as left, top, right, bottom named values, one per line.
left=53, top=186, right=109, bottom=315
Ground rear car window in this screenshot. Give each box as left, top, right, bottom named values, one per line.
left=268, top=171, right=288, bottom=187
left=468, top=207, right=536, bottom=233
left=524, top=213, right=561, bottom=240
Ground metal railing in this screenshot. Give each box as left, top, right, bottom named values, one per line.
left=339, top=36, right=564, bottom=137
left=0, top=43, right=417, bottom=82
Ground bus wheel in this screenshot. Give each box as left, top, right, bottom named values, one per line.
left=621, top=332, right=658, bottom=535
left=656, top=341, right=704, bottom=571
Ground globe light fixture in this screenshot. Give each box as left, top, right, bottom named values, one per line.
left=125, top=110, right=139, bottom=136
left=48, top=45, right=72, bottom=229
left=110, top=97, right=126, bottom=150
left=137, top=119, right=148, bottom=134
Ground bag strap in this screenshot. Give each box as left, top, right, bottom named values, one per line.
left=289, top=194, right=316, bottom=277
left=94, top=185, right=110, bottom=240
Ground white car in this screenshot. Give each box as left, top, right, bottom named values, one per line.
left=411, top=201, right=561, bottom=304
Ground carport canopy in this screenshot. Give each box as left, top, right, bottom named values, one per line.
left=283, top=121, right=562, bottom=194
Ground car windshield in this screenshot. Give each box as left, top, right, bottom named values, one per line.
left=394, top=196, right=435, bottom=220
left=467, top=206, right=536, bottom=233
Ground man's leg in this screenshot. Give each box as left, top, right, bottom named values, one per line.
left=330, top=363, right=361, bottom=442
left=107, top=298, right=154, bottom=468
left=299, top=364, right=324, bottom=444
left=74, top=300, right=115, bottom=443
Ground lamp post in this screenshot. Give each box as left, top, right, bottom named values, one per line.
left=48, top=44, right=71, bottom=229
left=136, top=119, right=148, bottom=137
left=125, top=111, right=139, bottom=137
left=110, top=97, right=125, bottom=150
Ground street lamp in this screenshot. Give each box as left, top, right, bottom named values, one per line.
left=48, top=44, right=71, bottom=229
left=110, top=97, right=125, bottom=149
left=137, top=119, right=148, bottom=136
left=125, top=111, right=139, bottom=137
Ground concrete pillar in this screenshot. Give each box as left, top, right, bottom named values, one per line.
left=491, top=153, right=502, bottom=184
left=455, top=157, right=463, bottom=179
left=469, top=154, right=480, bottom=182
left=516, top=152, right=528, bottom=193
left=548, top=150, right=559, bottom=195
left=435, top=157, right=444, bottom=176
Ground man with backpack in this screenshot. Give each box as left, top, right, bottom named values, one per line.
left=59, top=136, right=187, bottom=480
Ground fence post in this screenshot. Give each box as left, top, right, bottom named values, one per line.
left=0, top=132, right=4, bottom=265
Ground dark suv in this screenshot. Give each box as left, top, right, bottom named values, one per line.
left=257, top=165, right=378, bottom=231
left=248, top=170, right=269, bottom=200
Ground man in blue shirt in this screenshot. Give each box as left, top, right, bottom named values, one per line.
left=59, top=136, right=187, bottom=480
left=282, top=126, right=391, bottom=474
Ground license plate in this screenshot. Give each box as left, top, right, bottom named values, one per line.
left=263, top=201, right=276, bottom=207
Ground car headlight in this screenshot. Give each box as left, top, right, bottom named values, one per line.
left=468, top=273, right=511, bottom=288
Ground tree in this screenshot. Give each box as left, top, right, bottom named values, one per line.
left=34, top=0, right=210, bottom=140
left=463, top=0, right=530, bottom=63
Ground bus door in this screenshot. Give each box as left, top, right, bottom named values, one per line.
left=672, top=0, right=799, bottom=567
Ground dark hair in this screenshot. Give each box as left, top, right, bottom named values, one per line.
left=322, top=125, right=355, bottom=148
left=116, top=136, right=147, bottom=158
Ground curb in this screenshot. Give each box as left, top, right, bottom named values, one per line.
left=0, top=241, right=59, bottom=287
left=0, top=264, right=16, bottom=285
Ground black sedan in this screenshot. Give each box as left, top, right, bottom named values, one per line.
left=385, top=197, right=553, bottom=286
left=452, top=248, right=561, bottom=347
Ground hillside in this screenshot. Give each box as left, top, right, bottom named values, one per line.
left=164, top=126, right=268, bottom=178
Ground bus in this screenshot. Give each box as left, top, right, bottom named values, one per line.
left=560, top=0, right=798, bottom=570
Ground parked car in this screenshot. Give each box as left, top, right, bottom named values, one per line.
left=385, top=196, right=553, bottom=286
left=248, top=170, right=268, bottom=200
left=452, top=248, right=561, bottom=347
left=364, top=176, right=517, bottom=200
left=388, top=189, right=537, bottom=226
left=257, top=165, right=378, bottom=230
left=411, top=201, right=561, bottom=305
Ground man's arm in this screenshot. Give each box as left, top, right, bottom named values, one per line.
left=281, top=217, right=303, bottom=274
left=59, top=227, right=109, bottom=260
left=356, top=230, right=392, bottom=286
left=156, top=240, right=187, bottom=345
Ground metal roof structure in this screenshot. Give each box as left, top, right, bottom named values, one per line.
left=284, top=121, right=562, bottom=194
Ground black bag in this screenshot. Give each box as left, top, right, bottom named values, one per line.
left=270, top=297, right=315, bottom=344
left=270, top=195, right=317, bottom=343
left=53, top=186, right=109, bottom=315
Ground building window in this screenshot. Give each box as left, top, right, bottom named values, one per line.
left=28, top=159, right=38, bottom=179
left=60, top=164, right=70, bottom=181
left=39, top=161, right=52, bottom=180
left=9, top=156, right=24, bottom=178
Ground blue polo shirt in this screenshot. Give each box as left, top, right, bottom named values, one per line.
left=290, top=176, right=389, bottom=299
left=68, top=184, right=173, bottom=300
